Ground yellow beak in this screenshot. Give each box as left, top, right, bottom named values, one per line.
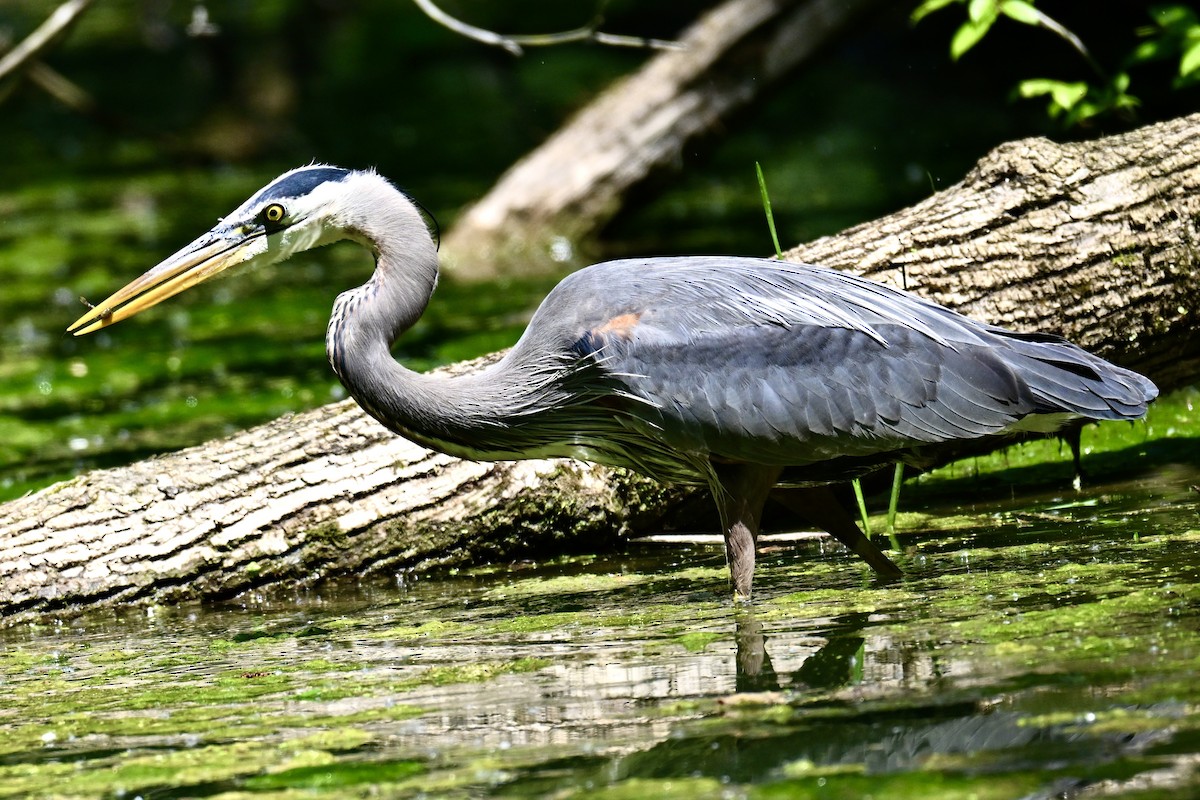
left=68, top=229, right=264, bottom=336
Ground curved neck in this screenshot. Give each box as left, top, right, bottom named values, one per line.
left=323, top=176, right=528, bottom=458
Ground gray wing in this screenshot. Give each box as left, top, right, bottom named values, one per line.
left=523, top=257, right=1155, bottom=467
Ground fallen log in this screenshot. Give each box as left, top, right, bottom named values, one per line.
left=1, top=113, right=1196, bottom=624
left=789, top=113, right=1199, bottom=388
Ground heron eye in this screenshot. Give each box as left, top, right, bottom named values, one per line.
left=263, top=204, right=286, bottom=225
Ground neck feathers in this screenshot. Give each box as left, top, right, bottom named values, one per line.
left=321, top=171, right=575, bottom=461
left=328, top=171, right=439, bottom=351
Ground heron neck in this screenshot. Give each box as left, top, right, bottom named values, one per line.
left=325, top=223, right=523, bottom=459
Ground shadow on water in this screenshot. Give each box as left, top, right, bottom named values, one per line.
left=900, top=436, right=1200, bottom=511
left=2, top=449, right=1199, bottom=798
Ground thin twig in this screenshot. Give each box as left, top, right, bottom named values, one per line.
left=0, top=0, right=94, bottom=83
left=27, top=61, right=97, bottom=115
left=1029, top=6, right=1104, bottom=78
left=410, top=0, right=682, bottom=56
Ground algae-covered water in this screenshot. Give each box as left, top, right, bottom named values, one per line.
left=3, top=435, right=1198, bottom=798
left=3, top=166, right=1198, bottom=796
left=3, top=5, right=1197, bottom=795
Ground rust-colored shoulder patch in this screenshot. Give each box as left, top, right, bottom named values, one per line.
left=571, top=311, right=645, bottom=357
left=593, top=311, right=643, bottom=341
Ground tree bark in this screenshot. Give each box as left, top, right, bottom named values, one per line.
left=440, top=0, right=881, bottom=279
left=2, top=113, right=1197, bottom=625
left=0, top=355, right=684, bottom=623
left=787, top=115, right=1200, bottom=389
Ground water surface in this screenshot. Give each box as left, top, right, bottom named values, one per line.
left=3, top=455, right=1197, bottom=799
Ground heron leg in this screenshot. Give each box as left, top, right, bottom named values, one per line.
left=712, top=463, right=782, bottom=601
left=773, top=485, right=903, bottom=580
left=1062, top=422, right=1085, bottom=491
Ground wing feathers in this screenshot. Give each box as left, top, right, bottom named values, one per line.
left=548, top=256, right=1157, bottom=467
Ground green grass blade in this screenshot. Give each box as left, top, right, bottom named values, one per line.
left=852, top=478, right=871, bottom=538
left=887, top=462, right=904, bottom=534
left=755, top=162, right=783, bottom=258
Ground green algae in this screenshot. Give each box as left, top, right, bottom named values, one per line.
left=3, top=440, right=1198, bottom=798
left=395, top=657, right=553, bottom=689
left=561, top=777, right=728, bottom=799
left=748, top=765, right=1134, bottom=800
left=367, top=617, right=472, bottom=640
left=0, top=537, right=1195, bottom=796
left=675, top=631, right=723, bottom=652
left=482, top=570, right=656, bottom=600
left=244, top=759, right=425, bottom=790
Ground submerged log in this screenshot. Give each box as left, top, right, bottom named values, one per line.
left=1, top=113, right=1197, bottom=624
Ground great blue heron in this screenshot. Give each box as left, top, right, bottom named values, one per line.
left=69, top=165, right=1158, bottom=598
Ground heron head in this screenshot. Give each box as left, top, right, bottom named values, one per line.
left=68, top=164, right=367, bottom=336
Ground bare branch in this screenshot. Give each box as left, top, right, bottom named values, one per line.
left=1027, top=6, right=1104, bottom=78
left=0, top=0, right=93, bottom=83
left=410, top=0, right=682, bottom=56
left=25, top=60, right=97, bottom=115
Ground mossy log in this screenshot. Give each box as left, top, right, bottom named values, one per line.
left=1, top=113, right=1197, bottom=624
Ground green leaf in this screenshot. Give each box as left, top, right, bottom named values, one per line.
left=967, top=0, right=998, bottom=24
left=1180, top=39, right=1200, bottom=76
left=999, top=0, right=1041, bottom=26
left=951, top=17, right=995, bottom=59
left=1016, top=79, right=1052, bottom=98
left=1068, top=99, right=1105, bottom=125
left=911, top=0, right=961, bottom=25
left=1149, top=3, right=1197, bottom=30
left=1114, top=92, right=1141, bottom=111
left=1017, top=78, right=1088, bottom=111
left=1050, top=82, right=1089, bottom=109
left=1130, top=39, right=1170, bottom=63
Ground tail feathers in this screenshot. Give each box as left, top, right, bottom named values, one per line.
left=999, top=332, right=1158, bottom=421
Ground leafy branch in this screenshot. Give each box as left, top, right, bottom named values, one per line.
left=913, top=1, right=1200, bottom=125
